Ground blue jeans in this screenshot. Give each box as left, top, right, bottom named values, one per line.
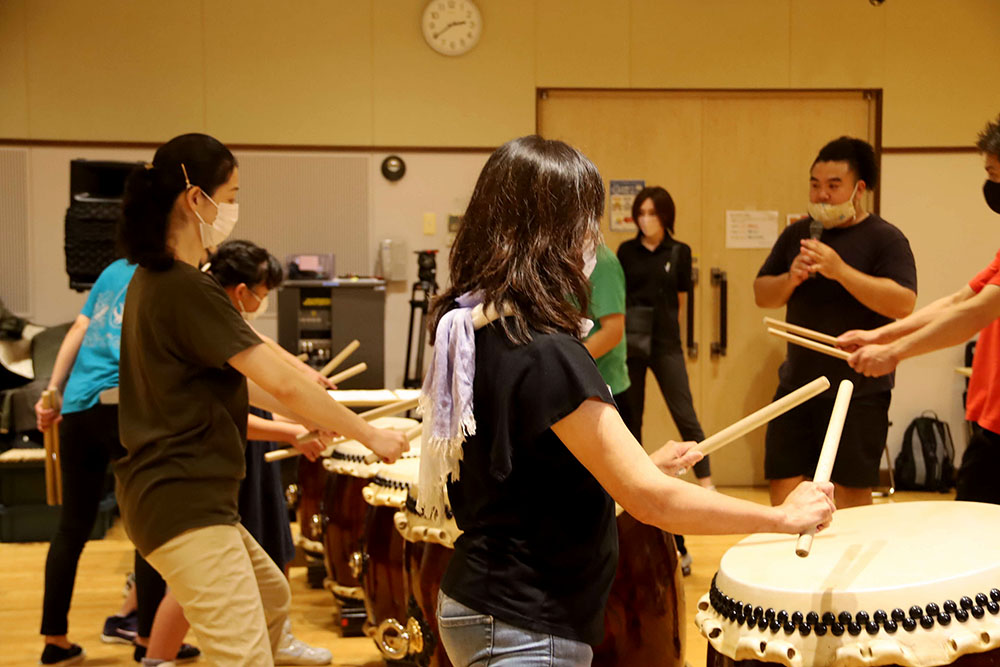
left=436, top=591, right=593, bottom=666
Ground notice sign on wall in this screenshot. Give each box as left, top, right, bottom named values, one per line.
left=725, top=209, right=779, bottom=249
left=609, top=180, right=645, bottom=232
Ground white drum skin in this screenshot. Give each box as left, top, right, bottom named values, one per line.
left=696, top=502, right=1000, bottom=667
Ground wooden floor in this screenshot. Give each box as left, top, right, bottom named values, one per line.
left=0, top=488, right=954, bottom=667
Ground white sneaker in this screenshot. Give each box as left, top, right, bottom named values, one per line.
left=275, top=626, right=332, bottom=666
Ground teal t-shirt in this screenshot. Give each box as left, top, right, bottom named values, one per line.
left=62, top=259, right=137, bottom=414
left=586, top=245, right=630, bottom=395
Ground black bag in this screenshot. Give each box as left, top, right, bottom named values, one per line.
left=625, top=306, right=654, bottom=360
left=894, top=411, right=955, bottom=492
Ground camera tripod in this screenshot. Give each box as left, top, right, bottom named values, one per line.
left=403, top=278, right=437, bottom=389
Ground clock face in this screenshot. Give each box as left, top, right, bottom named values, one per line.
left=422, top=0, right=482, bottom=57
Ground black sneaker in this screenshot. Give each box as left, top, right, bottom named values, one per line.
left=101, top=610, right=139, bottom=644
left=39, top=643, right=85, bottom=665
left=134, top=642, right=201, bottom=664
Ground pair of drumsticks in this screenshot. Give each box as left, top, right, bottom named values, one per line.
left=266, top=339, right=422, bottom=463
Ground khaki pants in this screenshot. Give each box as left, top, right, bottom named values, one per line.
left=146, top=523, right=290, bottom=666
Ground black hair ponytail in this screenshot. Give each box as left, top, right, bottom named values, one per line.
left=118, top=133, right=237, bottom=270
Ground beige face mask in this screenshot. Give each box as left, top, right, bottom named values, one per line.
left=807, top=182, right=859, bottom=229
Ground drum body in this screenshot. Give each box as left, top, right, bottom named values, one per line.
left=318, top=416, right=419, bottom=633
left=697, top=502, right=1000, bottom=667
left=321, top=471, right=371, bottom=635
left=295, top=456, right=328, bottom=557
left=361, top=458, right=426, bottom=662
left=393, top=504, right=683, bottom=667
left=593, top=511, right=685, bottom=667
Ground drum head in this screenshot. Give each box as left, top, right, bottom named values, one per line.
left=697, top=502, right=1000, bottom=667
left=363, top=457, right=422, bottom=509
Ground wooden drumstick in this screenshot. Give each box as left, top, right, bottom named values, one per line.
left=295, top=353, right=309, bottom=361
left=763, top=317, right=839, bottom=346
left=296, top=397, right=418, bottom=442
left=328, top=362, right=367, bottom=386
left=41, top=390, right=61, bottom=506
left=362, top=424, right=422, bottom=464
left=692, top=376, right=830, bottom=457
left=767, top=328, right=850, bottom=361
left=796, top=379, right=853, bottom=558
left=267, top=398, right=422, bottom=462
left=320, top=339, right=360, bottom=377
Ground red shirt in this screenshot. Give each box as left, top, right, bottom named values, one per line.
left=967, top=249, right=1000, bottom=433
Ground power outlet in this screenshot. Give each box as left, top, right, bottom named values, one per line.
left=422, top=212, right=436, bottom=235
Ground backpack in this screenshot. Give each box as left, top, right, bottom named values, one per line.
left=894, top=411, right=955, bottom=492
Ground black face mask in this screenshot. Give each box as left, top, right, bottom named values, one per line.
left=985, top=180, right=1000, bottom=214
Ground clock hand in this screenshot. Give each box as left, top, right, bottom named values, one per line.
left=433, top=20, right=467, bottom=40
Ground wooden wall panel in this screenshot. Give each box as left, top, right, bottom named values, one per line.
left=204, top=0, right=374, bottom=145
left=630, top=0, right=791, bottom=89
left=789, top=0, right=886, bottom=89
left=0, top=0, right=29, bottom=138
left=24, top=0, right=204, bottom=141
left=883, top=0, right=1000, bottom=147
left=371, top=0, right=535, bottom=147
left=535, top=0, right=630, bottom=89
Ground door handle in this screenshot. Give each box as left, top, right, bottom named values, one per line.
left=710, top=268, right=727, bottom=358
left=687, top=267, right=698, bottom=360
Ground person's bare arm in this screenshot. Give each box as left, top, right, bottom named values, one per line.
left=849, top=285, right=1000, bottom=377
left=34, top=314, right=89, bottom=430
left=583, top=313, right=624, bottom=360
left=247, top=324, right=335, bottom=389
left=246, top=413, right=325, bottom=461
left=839, top=286, right=974, bottom=349
left=551, top=398, right=834, bottom=536
left=753, top=252, right=810, bottom=309
left=230, top=344, right=407, bottom=461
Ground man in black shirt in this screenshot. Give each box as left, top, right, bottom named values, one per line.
left=754, top=137, right=917, bottom=509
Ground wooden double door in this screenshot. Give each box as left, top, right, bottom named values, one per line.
left=539, top=90, right=876, bottom=485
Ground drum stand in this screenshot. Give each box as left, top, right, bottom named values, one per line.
left=403, top=278, right=437, bottom=389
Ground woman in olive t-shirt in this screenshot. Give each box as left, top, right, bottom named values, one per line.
left=115, top=133, right=408, bottom=666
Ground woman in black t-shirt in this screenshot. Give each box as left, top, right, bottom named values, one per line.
left=115, top=134, right=409, bottom=666
left=421, top=136, right=836, bottom=667
left=617, top=186, right=713, bottom=490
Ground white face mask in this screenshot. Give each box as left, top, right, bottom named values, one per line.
left=182, top=163, right=238, bottom=248
left=196, top=193, right=239, bottom=249
left=238, top=289, right=268, bottom=322
left=807, top=182, right=859, bottom=229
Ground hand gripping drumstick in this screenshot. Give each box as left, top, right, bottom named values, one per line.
left=362, top=424, right=423, bottom=464
left=692, top=376, right=831, bottom=457
left=265, top=397, right=421, bottom=462
left=328, top=362, right=367, bottom=386
left=795, top=379, right=853, bottom=558
left=763, top=317, right=839, bottom=346
left=320, top=339, right=360, bottom=377
left=767, top=328, right=850, bottom=361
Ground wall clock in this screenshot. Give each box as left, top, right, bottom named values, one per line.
left=422, top=0, right=482, bottom=57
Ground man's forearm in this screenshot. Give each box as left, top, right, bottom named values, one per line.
left=753, top=274, right=797, bottom=308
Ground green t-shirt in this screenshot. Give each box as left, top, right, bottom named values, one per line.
left=586, top=244, right=630, bottom=395
left=115, top=261, right=263, bottom=556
